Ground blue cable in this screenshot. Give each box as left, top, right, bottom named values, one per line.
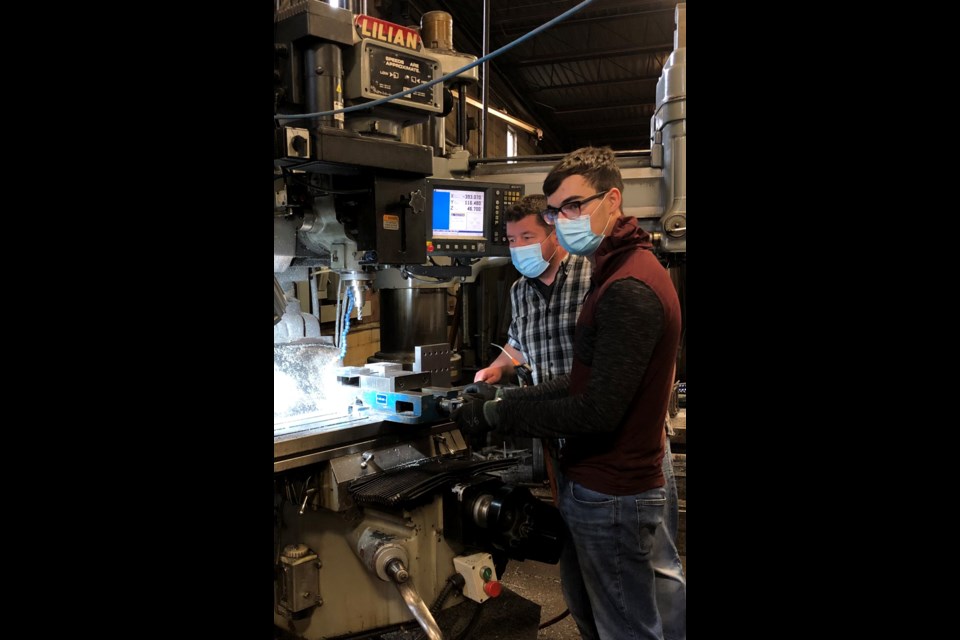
left=339, top=287, right=355, bottom=361
left=275, top=0, right=596, bottom=121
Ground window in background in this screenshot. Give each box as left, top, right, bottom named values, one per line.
left=507, top=126, right=518, bottom=163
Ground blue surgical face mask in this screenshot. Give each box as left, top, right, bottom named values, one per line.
left=555, top=192, right=612, bottom=256
left=510, top=231, right=557, bottom=278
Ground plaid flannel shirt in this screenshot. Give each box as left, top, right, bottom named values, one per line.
left=506, top=254, right=592, bottom=385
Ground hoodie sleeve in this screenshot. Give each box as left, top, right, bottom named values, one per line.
left=498, top=374, right=571, bottom=401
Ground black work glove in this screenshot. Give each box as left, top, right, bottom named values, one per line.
left=452, top=394, right=497, bottom=436
left=463, top=381, right=497, bottom=401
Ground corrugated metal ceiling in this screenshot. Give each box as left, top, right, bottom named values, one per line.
left=388, top=0, right=681, bottom=153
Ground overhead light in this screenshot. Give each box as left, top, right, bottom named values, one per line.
left=449, top=89, right=542, bottom=139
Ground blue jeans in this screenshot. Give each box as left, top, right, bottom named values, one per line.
left=655, top=439, right=687, bottom=640
left=557, top=443, right=686, bottom=640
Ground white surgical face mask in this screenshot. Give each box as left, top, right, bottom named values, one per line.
left=509, top=231, right=557, bottom=278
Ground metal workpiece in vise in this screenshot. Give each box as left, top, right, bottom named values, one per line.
left=353, top=527, right=443, bottom=640
left=336, top=361, right=461, bottom=424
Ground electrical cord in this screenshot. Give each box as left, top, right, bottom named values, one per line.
left=339, top=287, right=354, bottom=361
left=539, top=607, right=571, bottom=630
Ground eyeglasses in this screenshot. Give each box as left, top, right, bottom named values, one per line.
left=541, top=190, right=610, bottom=225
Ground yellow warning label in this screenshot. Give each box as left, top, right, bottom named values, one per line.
left=383, top=214, right=400, bottom=230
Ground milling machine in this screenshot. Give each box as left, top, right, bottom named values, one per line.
left=274, top=4, right=562, bottom=639
left=272, top=2, right=686, bottom=639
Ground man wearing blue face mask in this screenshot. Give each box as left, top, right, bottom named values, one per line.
left=473, top=194, right=592, bottom=387
left=453, top=147, right=685, bottom=640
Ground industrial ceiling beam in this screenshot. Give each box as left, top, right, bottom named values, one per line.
left=551, top=101, right=656, bottom=116
left=514, top=43, right=673, bottom=67
left=488, top=0, right=677, bottom=24
left=569, top=133, right=651, bottom=143
left=566, top=138, right=651, bottom=151
left=564, top=118, right=653, bottom=133
left=494, top=7, right=675, bottom=35
left=528, top=75, right=660, bottom=93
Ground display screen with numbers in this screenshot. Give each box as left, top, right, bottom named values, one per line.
left=431, top=188, right=486, bottom=239
left=425, top=179, right=523, bottom=258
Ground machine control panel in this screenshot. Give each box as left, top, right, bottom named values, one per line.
left=425, top=178, right=524, bottom=258
left=490, top=186, right=522, bottom=248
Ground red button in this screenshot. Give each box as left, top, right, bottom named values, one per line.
left=483, top=580, right=502, bottom=598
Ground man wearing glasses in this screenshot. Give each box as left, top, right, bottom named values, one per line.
left=454, top=147, right=685, bottom=640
